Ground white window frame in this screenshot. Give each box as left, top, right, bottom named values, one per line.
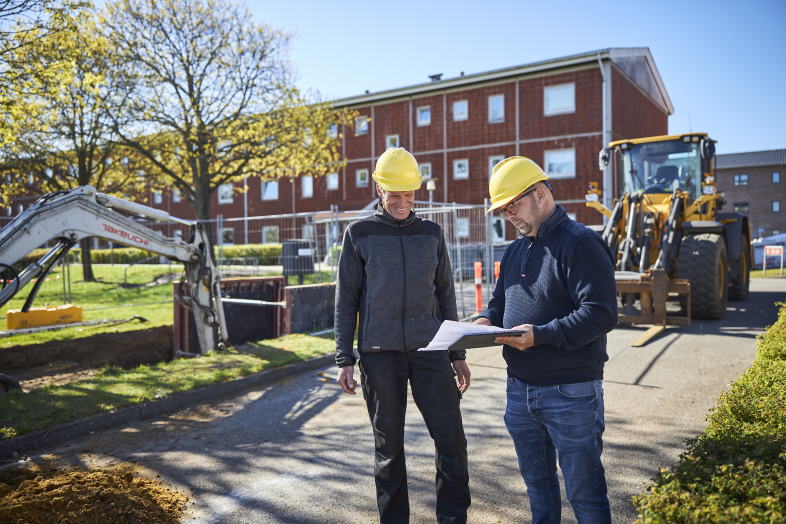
left=355, top=116, right=369, bottom=135
left=262, top=180, right=279, bottom=201
left=488, top=94, right=505, bottom=123
left=416, top=105, right=431, bottom=126
left=453, top=158, right=469, bottom=180
left=544, top=83, right=576, bottom=116
left=220, top=227, right=235, bottom=245
left=17, top=204, right=23, bottom=214
left=544, top=148, right=576, bottom=179
left=773, top=200, right=782, bottom=213
left=172, top=188, right=182, bottom=203
left=452, top=99, right=468, bottom=121
left=773, top=171, right=781, bottom=184
left=733, top=174, right=749, bottom=186
left=356, top=168, right=369, bottom=187
left=385, top=134, right=399, bottom=149
left=153, top=191, right=163, bottom=205
left=327, top=124, right=338, bottom=139
left=218, top=183, right=233, bottom=204
left=301, top=175, right=313, bottom=199
left=326, top=172, right=339, bottom=191
left=488, top=155, right=505, bottom=178
left=419, top=162, right=432, bottom=179
left=261, top=225, right=279, bottom=243
left=6, top=206, right=12, bottom=216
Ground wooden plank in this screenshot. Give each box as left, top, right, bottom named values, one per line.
left=631, top=325, right=667, bottom=347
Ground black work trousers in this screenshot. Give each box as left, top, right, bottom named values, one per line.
left=359, top=350, right=470, bottom=524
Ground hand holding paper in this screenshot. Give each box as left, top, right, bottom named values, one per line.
left=418, top=320, right=527, bottom=352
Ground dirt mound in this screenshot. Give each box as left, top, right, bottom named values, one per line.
left=0, top=463, right=187, bottom=523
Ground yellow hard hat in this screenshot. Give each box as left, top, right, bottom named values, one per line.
left=486, top=156, right=548, bottom=213
left=372, top=147, right=422, bottom=191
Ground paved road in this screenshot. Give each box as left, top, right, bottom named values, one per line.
left=42, top=279, right=785, bottom=523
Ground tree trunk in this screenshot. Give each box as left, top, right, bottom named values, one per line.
left=194, top=181, right=215, bottom=263
left=80, top=237, right=96, bottom=282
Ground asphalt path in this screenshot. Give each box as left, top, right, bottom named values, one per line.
left=37, top=278, right=785, bottom=523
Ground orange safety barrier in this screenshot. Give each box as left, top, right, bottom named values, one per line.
left=474, top=261, right=483, bottom=313
left=494, top=261, right=501, bottom=280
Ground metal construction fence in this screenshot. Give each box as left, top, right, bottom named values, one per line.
left=133, top=201, right=508, bottom=319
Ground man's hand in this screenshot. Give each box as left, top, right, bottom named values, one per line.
left=473, top=317, right=492, bottom=326
left=452, top=360, right=471, bottom=393
left=495, top=323, right=534, bottom=351
left=336, top=366, right=357, bottom=395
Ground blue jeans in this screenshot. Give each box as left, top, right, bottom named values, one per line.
left=504, top=377, right=611, bottom=524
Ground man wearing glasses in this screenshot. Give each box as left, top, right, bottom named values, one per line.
left=474, top=156, right=617, bottom=523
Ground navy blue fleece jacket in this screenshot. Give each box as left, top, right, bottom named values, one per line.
left=479, top=205, right=617, bottom=385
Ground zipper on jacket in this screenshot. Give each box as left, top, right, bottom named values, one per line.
left=399, top=233, right=408, bottom=349
left=521, top=238, right=535, bottom=279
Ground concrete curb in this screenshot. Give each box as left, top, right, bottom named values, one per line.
left=0, top=353, right=334, bottom=460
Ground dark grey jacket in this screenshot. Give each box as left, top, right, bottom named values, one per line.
left=334, top=207, right=462, bottom=367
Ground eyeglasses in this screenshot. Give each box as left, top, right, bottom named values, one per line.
left=495, top=186, right=538, bottom=218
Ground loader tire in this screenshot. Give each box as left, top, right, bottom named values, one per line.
left=677, top=233, right=728, bottom=319
left=729, top=233, right=750, bottom=301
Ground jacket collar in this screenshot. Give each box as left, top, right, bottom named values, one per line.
left=375, top=204, right=418, bottom=228
left=535, top=205, right=568, bottom=240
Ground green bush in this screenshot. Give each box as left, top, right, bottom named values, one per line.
left=633, top=302, right=786, bottom=523
left=89, top=247, right=158, bottom=264
left=214, top=243, right=282, bottom=265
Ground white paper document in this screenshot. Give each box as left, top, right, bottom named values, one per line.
left=417, top=320, right=526, bottom=352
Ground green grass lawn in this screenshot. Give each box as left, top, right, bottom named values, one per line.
left=0, top=333, right=335, bottom=439
left=751, top=269, right=786, bottom=278
left=1, top=264, right=178, bottom=348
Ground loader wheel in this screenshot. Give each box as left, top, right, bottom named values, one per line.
left=0, top=373, right=21, bottom=394
left=677, top=233, right=729, bottom=319
left=729, top=233, right=750, bottom=301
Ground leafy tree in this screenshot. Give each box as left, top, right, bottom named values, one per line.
left=103, top=0, right=354, bottom=238
left=0, top=5, right=143, bottom=281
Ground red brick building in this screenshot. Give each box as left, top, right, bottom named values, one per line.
left=3, top=47, right=673, bottom=241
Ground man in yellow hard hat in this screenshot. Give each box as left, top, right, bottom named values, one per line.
left=334, top=147, right=471, bottom=523
left=475, top=156, right=617, bottom=523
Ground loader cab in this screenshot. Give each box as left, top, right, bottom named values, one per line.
left=605, top=134, right=714, bottom=201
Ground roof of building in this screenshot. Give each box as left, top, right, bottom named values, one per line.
left=331, top=47, right=673, bottom=115
left=716, top=149, right=786, bottom=170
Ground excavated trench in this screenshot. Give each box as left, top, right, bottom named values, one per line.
left=0, top=326, right=172, bottom=390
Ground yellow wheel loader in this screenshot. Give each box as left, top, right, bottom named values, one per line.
left=586, top=133, right=751, bottom=345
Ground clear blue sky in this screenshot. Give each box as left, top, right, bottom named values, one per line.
left=248, top=0, right=786, bottom=155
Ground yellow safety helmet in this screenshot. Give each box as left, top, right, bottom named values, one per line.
left=372, top=147, right=422, bottom=191
left=486, top=156, right=548, bottom=213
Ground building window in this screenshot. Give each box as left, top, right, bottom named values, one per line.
left=301, top=175, right=313, bottom=198
left=773, top=201, right=782, bottom=213
left=326, top=172, right=339, bottom=190
left=488, top=94, right=505, bottom=123
left=261, top=225, right=279, bottom=243
left=327, top=124, right=338, bottom=139
left=453, top=159, right=469, bottom=180
left=455, top=217, right=470, bottom=238
left=27, top=173, right=34, bottom=185
left=488, top=155, right=504, bottom=177
left=220, top=227, right=235, bottom=245
left=153, top=191, right=163, bottom=204
left=385, top=134, right=399, bottom=149
left=302, top=223, right=315, bottom=240
left=773, top=230, right=781, bottom=235
left=733, top=174, right=748, bottom=186
left=773, top=171, right=781, bottom=184
left=544, top=83, right=576, bottom=115
left=544, top=148, right=576, bottom=178
left=6, top=206, right=11, bottom=216
left=136, top=170, right=145, bottom=182
left=491, top=217, right=505, bottom=242
left=452, top=99, right=468, bottom=121
left=356, top=168, right=369, bottom=187
left=172, top=188, right=181, bottom=203
left=262, top=180, right=279, bottom=200
left=218, top=183, right=233, bottom=204
left=17, top=204, right=23, bottom=214
left=733, top=202, right=749, bottom=213
left=417, top=106, right=431, bottom=126
left=419, top=162, right=432, bottom=179
left=355, top=116, right=369, bottom=135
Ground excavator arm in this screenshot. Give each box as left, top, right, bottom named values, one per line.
left=0, top=186, right=227, bottom=355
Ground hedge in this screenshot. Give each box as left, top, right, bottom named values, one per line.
left=633, top=302, right=786, bottom=523
left=215, top=243, right=282, bottom=265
